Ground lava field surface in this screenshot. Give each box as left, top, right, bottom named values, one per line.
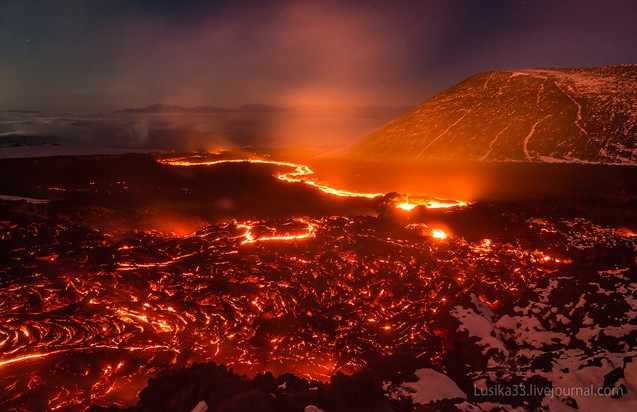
left=0, top=154, right=636, bottom=411
left=0, top=201, right=635, bottom=411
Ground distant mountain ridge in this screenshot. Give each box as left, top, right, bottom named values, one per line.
left=116, top=103, right=412, bottom=119
left=344, top=64, right=637, bottom=165
left=116, top=103, right=260, bottom=114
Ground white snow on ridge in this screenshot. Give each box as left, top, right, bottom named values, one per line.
left=351, top=65, right=637, bottom=165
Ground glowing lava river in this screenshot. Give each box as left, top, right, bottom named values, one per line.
left=158, top=156, right=469, bottom=210
left=0, top=155, right=635, bottom=411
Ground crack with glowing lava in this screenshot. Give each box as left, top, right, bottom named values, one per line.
left=158, top=156, right=469, bottom=213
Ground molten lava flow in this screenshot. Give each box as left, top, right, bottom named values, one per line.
left=426, top=200, right=469, bottom=209
left=397, top=197, right=469, bottom=211
left=431, top=229, right=448, bottom=239
left=158, top=157, right=382, bottom=199
left=1, top=213, right=633, bottom=410
left=0, top=351, right=65, bottom=368
left=238, top=219, right=316, bottom=244
left=158, top=156, right=469, bottom=209
left=397, top=203, right=417, bottom=211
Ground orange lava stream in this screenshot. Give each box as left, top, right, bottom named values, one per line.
left=397, top=199, right=469, bottom=211
left=396, top=203, right=418, bottom=211
left=431, top=229, right=448, bottom=239
left=238, top=219, right=316, bottom=244
left=0, top=351, right=66, bottom=368
left=0, top=345, right=175, bottom=370
left=158, top=157, right=469, bottom=209
left=159, top=158, right=382, bottom=199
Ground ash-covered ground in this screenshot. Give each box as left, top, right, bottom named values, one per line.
left=0, top=154, right=636, bottom=412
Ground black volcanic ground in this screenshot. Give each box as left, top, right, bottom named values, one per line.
left=0, top=153, right=636, bottom=412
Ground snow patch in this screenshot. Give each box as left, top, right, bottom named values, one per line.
left=400, top=368, right=466, bottom=404
left=452, top=306, right=508, bottom=355
left=190, top=400, right=208, bottom=412
left=304, top=406, right=326, bottom=412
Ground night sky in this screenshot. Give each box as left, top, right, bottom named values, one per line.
left=1, top=0, right=636, bottom=112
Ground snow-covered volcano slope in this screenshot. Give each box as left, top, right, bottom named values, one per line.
left=344, top=65, right=637, bottom=165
